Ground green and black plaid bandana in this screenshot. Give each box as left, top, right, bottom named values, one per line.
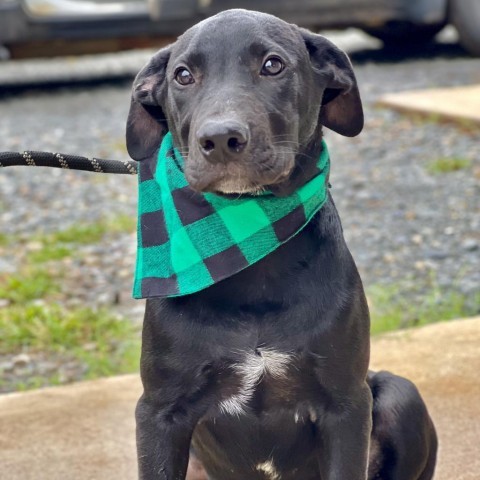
left=133, top=132, right=330, bottom=299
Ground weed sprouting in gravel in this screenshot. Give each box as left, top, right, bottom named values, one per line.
left=0, top=267, right=60, bottom=303
left=427, top=156, right=472, bottom=174
left=36, top=214, right=136, bottom=245
left=28, top=244, right=73, bottom=263
left=3, top=214, right=136, bottom=265
left=0, top=233, right=10, bottom=247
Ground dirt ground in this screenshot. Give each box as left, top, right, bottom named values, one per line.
left=0, top=316, right=479, bottom=480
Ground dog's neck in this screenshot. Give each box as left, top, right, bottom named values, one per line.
left=165, top=192, right=347, bottom=315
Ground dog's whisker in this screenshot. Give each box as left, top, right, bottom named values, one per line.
left=272, top=134, right=296, bottom=139
left=271, top=140, right=302, bottom=146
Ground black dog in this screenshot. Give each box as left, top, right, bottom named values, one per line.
left=126, top=9, right=437, bottom=480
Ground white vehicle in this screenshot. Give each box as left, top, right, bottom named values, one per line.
left=1, top=0, right=479, bottom=58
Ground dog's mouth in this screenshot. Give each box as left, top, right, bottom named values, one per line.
left=212, top=182, right=267, bottom=197
left=208, top=168, right=294, bottom=197
left=184, top=150, right=295, bottom=197
left=211, top=172, right=293, bottom=196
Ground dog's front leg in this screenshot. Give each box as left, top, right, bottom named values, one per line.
left=317, top=383, right=373, bottom=480
left=136, top=299, right=215, bottom=480
left=136, top=393, right=198, bottom=480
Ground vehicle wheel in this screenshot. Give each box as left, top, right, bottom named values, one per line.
left=450, top=0, right=480, bottom=56
left=364, top=22, right=445, bottom=48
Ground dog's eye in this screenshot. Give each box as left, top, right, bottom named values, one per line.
left=261, top=56, right=284, bottom=76
left=174, top=67, right=195, bottom=86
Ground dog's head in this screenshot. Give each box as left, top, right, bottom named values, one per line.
left=126, top=9, right=362, bottom=196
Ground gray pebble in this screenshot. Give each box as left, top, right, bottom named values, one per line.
left=12, top=353, right=31, bottom=367
left=462, top=239, right=479, bottom=252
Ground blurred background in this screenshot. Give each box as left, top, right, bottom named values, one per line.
left=1, top=0, right=480, bottom=59
left=0, top=0, right=479, bottom=393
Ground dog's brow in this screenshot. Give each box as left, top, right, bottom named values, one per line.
left=247, top=41, right=293, bottom=66
left=248, top=41, right=277, bottom=57
left=174, top=51, right=206, bottom=70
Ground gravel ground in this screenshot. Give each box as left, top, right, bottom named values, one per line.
left=0, top=31, right=479, bottom=391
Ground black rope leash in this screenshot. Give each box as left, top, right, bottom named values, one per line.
left=0, top=151, right=138, bottom=175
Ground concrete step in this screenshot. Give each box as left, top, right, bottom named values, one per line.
left=377, top=84, right=480, bottom=127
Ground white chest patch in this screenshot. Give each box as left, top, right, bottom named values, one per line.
left=256, top=460, right=280, bottom=480
left=218, top=348, right=292, bottom=416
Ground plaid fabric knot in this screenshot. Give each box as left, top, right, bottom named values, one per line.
left=133, top=132, right=330, bottom=298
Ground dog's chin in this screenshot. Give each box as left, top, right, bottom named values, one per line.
left=212, top=180, right=267, bottom=196
left=212, top=165, right=295, bottom=197
left=185, top=150, right=296, bottom=196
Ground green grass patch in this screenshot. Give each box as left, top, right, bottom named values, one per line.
left=0, top=214, right=140, bottom=391
left=6, top=374, right=64, bottom=392
left=0, top=215, right=135, bottom=267
left=0, top=233, right=11, bottom=247
left=9, top=376, right=50, bottom=392
left=23, top=214, right=136, bottom=264
left=107, top=138, right=129, bottom=155
left=427, top=157, right=472, bottom=174
left=39, top=214, right=136, bottom=245
left=0, top=303, right=140, bottom=378
left=28, top=244, right=73, bottom=263
left=2, top=215, right=135, bottom=256
left=368, top=283, right=480, bottom=335
left=0, top=268, right=60, bottom=304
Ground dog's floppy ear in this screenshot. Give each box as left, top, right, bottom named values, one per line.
left=301, top=29, right=363, bottom=137
left=126, top=46, right=171, bottom=161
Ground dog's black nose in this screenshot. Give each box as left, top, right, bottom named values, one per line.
left=197, top=120, right=249, bottom=162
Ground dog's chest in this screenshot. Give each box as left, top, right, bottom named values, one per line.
left=196, top=347, right=322, bottom=479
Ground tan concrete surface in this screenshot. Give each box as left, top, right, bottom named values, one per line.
left=0, top=375, right=141, bottom=480
left=1, top=317, right=479, bottom=480
left=377, top=84, right=480, bottom=126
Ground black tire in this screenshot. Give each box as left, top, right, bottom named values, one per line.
left=450, top=0, right=480, bottom=56
left=364, top=21, right=445, bottom=48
